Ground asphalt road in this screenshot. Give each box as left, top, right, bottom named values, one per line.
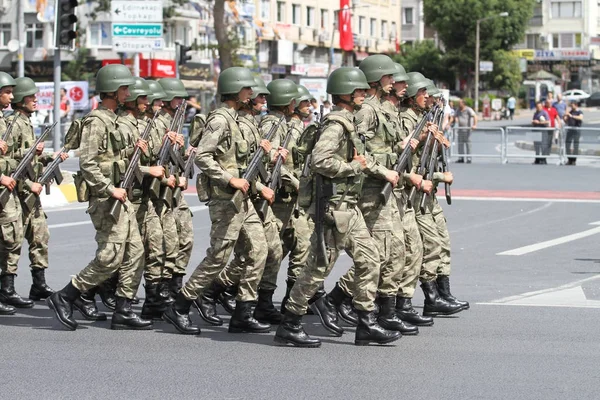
left=1, top=161, right=600, bottom=399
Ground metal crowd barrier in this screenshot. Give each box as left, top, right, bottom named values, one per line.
left=560, top=126, right=600, bottom=162
left=504, top=126, right=563, bottom=164
left=449, top=127, right=506, bottom=163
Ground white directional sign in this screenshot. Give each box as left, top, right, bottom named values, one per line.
left=111, top=1, right=163, bottom=23
left=113, top=38, right=164, bottom=52
left=112, top=24, right=163, bottom=37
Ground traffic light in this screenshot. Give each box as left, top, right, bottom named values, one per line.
left=54, top=0, right=78, bottom=49
left=178, top=44, right=192, bottom=66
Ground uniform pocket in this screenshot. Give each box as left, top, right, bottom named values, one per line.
left=332, top=210, right=353, bottom=234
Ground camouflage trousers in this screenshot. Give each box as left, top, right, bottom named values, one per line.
left=338, top=190, right=405, bottom=297
left=0, top=194, right=23, bottom=276
left=174, top=196, right=194, bottom=274
left=271, top=199, right=312, bottom=282
left=415, top=202, right=441, bottom=282
left=217, top=203, right=282, bottom=291
left=397, top=207, right=424, bottom=298
left=432, top=199, right=451, bottom=276
left=131, top=199, right=165, bottom=283
left=153, top=200, right=178, bottom=279
left=20, top=199, right=50, bottom=272
left=180, top=198, right=268, bottom=302
left=287, top=204, right=380, bottom=315
left=72, top=197, right=144, bottom=299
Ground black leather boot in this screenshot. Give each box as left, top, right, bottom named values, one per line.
left=377, top=296, right=418, bottom=336
left=421, top=280, right=463, bottom=317
left=0, top=274, right=34, bottom=308
left=229, top=301, right=271, bottom=333
left=254, top=288, right=282, bottom=324
left=46, top=281, right=81, bottom=330
left=325, top=283, right=357, bottom=326
left=158, top=278, right=175, bottom=306
left=280, top=279, right=295, bottom=314
left=274, top=311, right=321, bottom=348
left=354, top=309, right=401, bottom=346
left=169, top=273, right=185, bottom=299
left=193, top=281, right=228, bottom=326
left=310, top=294, right=344, bottom=336
left=111, top=296, right=153, bottom=330
left=395, top=296, right=433, bottom=326
left=0, top=300, right=15, bottom=315
left=97, top=274, right=117, bottom=311
left=141, top=282, right=167, bottom=320
left=29, top=268, right=55, bottom=301
left=217, top=285, right=237, bottom=315
left=162, top=292, right=200, bottom=335
left=132, top=296, right=140, bottom=304
left=306, top=284, right=325, bottom=315
left=436, top=275, right=470, bottom=310
left=73, top=287, right=107, bottom=321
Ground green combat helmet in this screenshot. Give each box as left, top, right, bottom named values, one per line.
left=0, top=72, right=16, bottom=90
left=158, top=78, right=188, bottom=101
left=217, top=67, right=256, bottom=95
left=146, top=80, right=167, bottom=104
left=12, top=77, right=39, bottom=104
left=358, top=54, right=397, bottom=83
left=405, top=72, right=430, bottom=98
left=326, top=67, right=370, bottom=95
left=295, top=85, right=313, bottom=103
left=393, top=63, right=409, bottom=82
left=426, top=79, right=441, bottom=97
left=251, top=76, right=270, bottom=99
left=266, top=79, right=297, bottom=106
left=125, top=77, right=151, bottom=102
left=95, top=64, right=135, bottom=93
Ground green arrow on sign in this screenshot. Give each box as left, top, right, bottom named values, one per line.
left=112, top=23, right=163, bottom=37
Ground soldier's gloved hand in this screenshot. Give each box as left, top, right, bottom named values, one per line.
left=178, top=176, right=187, bottom=188
left=176, top=134, right=185, bottom=147
left=260, top=139, right=272, bottom=153
left=261, top=186, right=275, bottom=204
left=36, top=142, right=44, bottom=155
left=352, top=149, right=367, bottom=170
left=443, top=171, right=454, bottom=184
left=0, top=140, right=7, bottom=155
left=30, top=182, right=43, bottom=195
left=229, top=177, right=250, bottom=194
left=59, top=152, right=69, bottom=161
left=0, top=175, right=16, bottom=191
left=166, top=131, right=178, bottom=144
left=166, top=175, right=176, bottom=188
left=422, top=180, right=433, bottom=194
left=136, top=139, right=149, bottom=154
left=111, top=187, right=128, bottom=203
left=385, top=170, right=400, bottom=187
left=149, top=166, right=165, bottom=179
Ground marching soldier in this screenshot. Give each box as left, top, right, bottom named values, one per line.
left=274, top=67, right=401, bottom=347
left=162, top=67, right=269, bottom=335
left=47, top=64, right=151, bottom=331
left=0, top=72, right=19, bottom=315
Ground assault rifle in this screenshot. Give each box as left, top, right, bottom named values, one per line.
left=108, top=110, right=160, bottom=222
left=230, top=115, right=285, bottom=212
left=1, top=116, right=16, bottom=142
left=312, top=105, right=332, bottom=267
left=22, top=146, right=66, bottom=214
left=168, top=104, right=190, bottom=207
left=0, top=123, right=54, bottom=211
left=175, top=146, right=197, bottom=202
left=438, top=98, right=452, bottom=205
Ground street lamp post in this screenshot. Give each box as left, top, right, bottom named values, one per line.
left=474, top=11, right=508, bottom=115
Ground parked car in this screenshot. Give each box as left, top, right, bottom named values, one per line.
left=563, top=89, right=590, bottom=104
left=585, top=92, right=600, bottom=107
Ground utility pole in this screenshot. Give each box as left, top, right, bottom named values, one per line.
left=17, top=0, right=24, bottom=77
left=53, top=48, right=61, bottom=151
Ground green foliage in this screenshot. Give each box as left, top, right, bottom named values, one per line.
left=392, top=41, right=454, bottom=85
left=487, top=50, right=521, bottom=95
left=62, top=47, right=94, bottom=83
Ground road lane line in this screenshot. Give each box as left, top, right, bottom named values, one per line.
left=48, top=221, right=92, bottom=229
left=451, top=197, right=600, bottom=203
left=497, top=222, right=600, bottom=256
left=450, top=202, right=552, bottom=234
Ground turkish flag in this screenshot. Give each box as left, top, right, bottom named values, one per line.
left=339, top=0, right=353, bottom=51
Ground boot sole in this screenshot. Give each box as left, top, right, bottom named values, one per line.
left=1, top=299, right=34, bottom=308
left=29, top=295, right=51, bottom=301
left=228, top=326, right=271, bottom=334
left=355, top=334, right=401, bottom=346
left=0, top=309, right=16, bottom=315
left=45, top=298, right=77, bottom=331
left=161, top=313, right=200, bottom=335
left=423, top=307, right=464, bottom=317
left=110, top=324, right=153, bottom=330
left=273, top=335, right=321, bottom=348
left=192, top=301, right=223, bottom=326
left=310, top=304, right=344, bottom=337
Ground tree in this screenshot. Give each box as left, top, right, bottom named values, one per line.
left=423, top=0, right=535, bottom=93
left=487, top=50, right=522, bottom=96
left=392, top=41, right=454, bottom=86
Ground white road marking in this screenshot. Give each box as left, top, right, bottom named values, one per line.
left=497, top=221, right=600, bottom=256
left=449, top=202, right=552, bottom=234
left=452, top=196, right=600, bottom=203
left=48, top=221, right=92, bottom=229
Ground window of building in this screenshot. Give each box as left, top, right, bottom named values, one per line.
left=403, top=7, right=414, bottom=24
left=552, top=32, right=582, bottom=48
left=260, top=0, right=270, bottom=20
left=26, top=23, right=43, bottom=48
left=306, top=6, right=315, bottom=27
left=292, top=4, right=301, bottom=25
left=358, top=16, right=365, bottom=35
left=526, top=33, right=540, bottom=49
left=370, top=18, right=376, bottom=37
left=320, top=9, right=329, bottom=29
left=277, top=2, right=285, bottom=22
left=381, top=20, right=387, bottom=39
left=0, top=24, right=10, bottom=47
left=89, top=22, right=111, bottom=47
left=390, top=22, right=397, bottom=39
left=551, top=1, right=582, bottom=18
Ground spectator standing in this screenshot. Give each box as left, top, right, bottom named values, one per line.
left=454, top=99, right=477, bottom=163
left=532, top=101, right=550, bottom=164
left=564, top=101, right=583, bottom=165
left=185, top=95, right=201, bottom=123
left=322, top=100, right=332, bottom=117
left=543, top=98, right=561, bottom=163
left=507, top=95, right=516, bottom=120
left=59, top=88, right=71, bottom=123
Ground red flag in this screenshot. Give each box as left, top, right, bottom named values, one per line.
left=339, top=0, right=353, bottom=51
